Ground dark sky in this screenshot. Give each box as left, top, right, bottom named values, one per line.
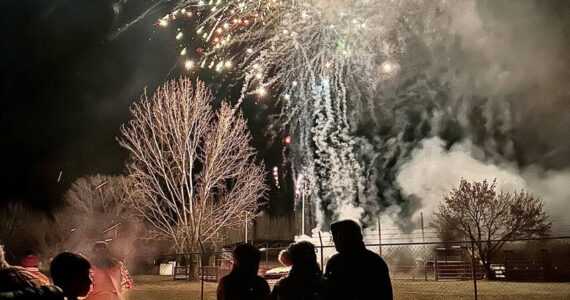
left=1, top=0, right=569, bottom=215
left=1, top=0, right=290, bottom=213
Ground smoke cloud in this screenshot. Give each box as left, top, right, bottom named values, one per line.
left=339, top=0, right=570, bottom=229
left=396, top=137, right=570, bottom=232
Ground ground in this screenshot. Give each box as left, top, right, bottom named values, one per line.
left=126, top=275, right=570, bottom=300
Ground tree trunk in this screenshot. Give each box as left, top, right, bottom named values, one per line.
left=483, top=262, right=495, bottom=280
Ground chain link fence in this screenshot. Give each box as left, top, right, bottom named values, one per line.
left=129, top=237, right=570, bottom=300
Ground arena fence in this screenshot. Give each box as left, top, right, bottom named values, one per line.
left=132, top=236, right=570, bottom=300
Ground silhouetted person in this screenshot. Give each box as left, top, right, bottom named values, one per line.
left=50, top=252, right=92, bottom=300
left=277, top=249, right=292, bottom=268
left=271, top=241, right=325, bottom=300
left=0, top=245, right=43, bottom=292
left=325, top=220, right=392, bottom=300
left=217, top=244, right=270, bottom=300
left=85, top=242, right=133, bottom=300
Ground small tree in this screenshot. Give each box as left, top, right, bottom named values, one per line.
left=0, top=201, right=27, bottom=246
left=44, top=174, right=137, bottom=256
left=432, top=179, right=551, bottom=279
left=119, top=78, right=267, bottom=254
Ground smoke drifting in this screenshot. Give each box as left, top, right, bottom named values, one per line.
left=327, top=0, right=570, bottom=229
left=396, top=138, right=570, bottom=231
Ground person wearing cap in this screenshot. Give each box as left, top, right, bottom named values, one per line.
left=19, top=250, right=50, bottom=286
left=0, top=245, right=43, bottom=292
left=324, top=219, right=393, bottom=300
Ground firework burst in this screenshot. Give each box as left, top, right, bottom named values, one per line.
left=158, top=0, right=446, bottom=228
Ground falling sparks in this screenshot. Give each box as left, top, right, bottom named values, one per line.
left=272, top=166, right=280, bottom=189
left=154, top=0, right=443, bottom=227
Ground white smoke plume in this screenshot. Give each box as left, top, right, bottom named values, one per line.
left=396, top=137, right=570, bottom=233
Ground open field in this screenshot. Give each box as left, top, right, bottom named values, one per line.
left=126, top=275, right=570, bottom=300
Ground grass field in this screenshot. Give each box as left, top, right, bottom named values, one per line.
left=126, top=275, right=570, bottom=300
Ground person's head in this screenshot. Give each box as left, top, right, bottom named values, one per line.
left=278, top=249, right=293, bottom=267
left=20, top=249, right=40, bottom=268
left=330, top=219, right=365, bottom=253
left=288, top=241, right=318, bottom=271
left=50, top=252, right=91, bottom=300
left=232, top=243, right=261, bottom=276
left=92, top=241, right=110, bottom=256
left=91, top=241, right=118, bottom=269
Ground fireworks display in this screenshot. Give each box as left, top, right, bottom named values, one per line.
left=153, top=0, right=449, bottom=229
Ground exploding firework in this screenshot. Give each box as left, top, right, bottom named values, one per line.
left=154, top=0, right=449, bottom=229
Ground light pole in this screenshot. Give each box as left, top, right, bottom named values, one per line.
left=296, top=174, right=310, bottom=236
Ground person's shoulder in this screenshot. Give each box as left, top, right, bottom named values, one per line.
left=363, top=249, right=389, bottom=271
left=255, top=275, right=269, bottom=286
left=326, top=253, right=342, bottom=265
left=364, top=249, right=384, bottom=261
left=273, top=275, right=290, bottom=289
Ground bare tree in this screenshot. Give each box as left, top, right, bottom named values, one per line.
left=43, top=174, right=136, bottom=256
left=118, top=78, right=267, bottom=253
left=0, top=201, right=28, bottom=260
left=432, top=179, right=551, bottom=279
left=0, top=202, right=27, bottom=244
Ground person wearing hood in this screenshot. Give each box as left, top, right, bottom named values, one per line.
left=270, top=241, right=325, bottom=300
left=217, top=243, right=270, bottom=300
left=324, top=219, right=392, bottom=300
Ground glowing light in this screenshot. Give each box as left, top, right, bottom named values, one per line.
left=255, top=73, right=263, bottom=79
left=252, top=63, right=260, bottom=69
left=176, top=32, right=184, bottom=40
left=180, top=47, right=187, bottom=56
left=283, top=135, right=292, bottom=145
left=325, top=62, right=332, bottom=68
left=184, top=59, right=195, bottom=70
left=283, top=94, right=290, bottom=100
left=224, top=60, right=233, bottom=68
left=292, top=81, right=298, bottom=87
left=158, top=19, right=168, bottom=27
left=257, top=87, right=267, bottom=97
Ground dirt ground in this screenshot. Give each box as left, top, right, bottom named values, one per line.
left=126, top=275, right=570, bottom=300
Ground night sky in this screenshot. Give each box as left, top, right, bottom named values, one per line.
left=1, top=0, right=290, bottom=213
left=2, top=0, right=569, bottom=217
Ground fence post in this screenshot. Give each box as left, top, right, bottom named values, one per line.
left=421, top=212, right=427, bottom=281
left=244, top=212, right=248, bottom=243
left=470, top=239, right=478, bottom=300
left=198, top=239, right=205, bottom=300
left=377, top=216, right=382, bottom=256
left=318, top=231, right=324, bottom=271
